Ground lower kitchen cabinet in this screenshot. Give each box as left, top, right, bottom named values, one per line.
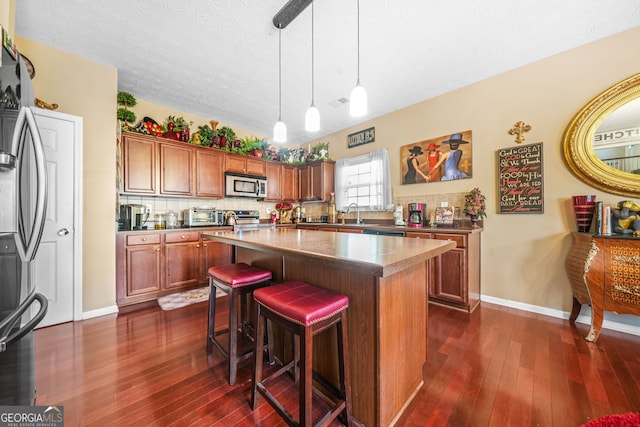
left=119, top=233, right=162, bottom=303
left=201, top=239, right=233, bottom=282
left=165, top=231, right=201, bottom=289
left=116, top=228, right=232, bottom=308
left=406, top=230, right=481, bottom=312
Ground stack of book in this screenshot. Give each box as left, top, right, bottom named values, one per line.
left=594, top=201, right=612, bottom=235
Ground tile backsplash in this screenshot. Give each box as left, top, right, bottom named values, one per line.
left=118, top=192, right=466, bottom=226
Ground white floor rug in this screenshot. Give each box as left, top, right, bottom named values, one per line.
left=157, top=287, right=225, bottom=311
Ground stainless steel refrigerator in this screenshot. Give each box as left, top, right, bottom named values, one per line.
left=0, top=47, right=49, bottom=404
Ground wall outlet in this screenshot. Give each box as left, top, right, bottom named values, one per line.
left=266, top=207, right=271, bottom=214
left=145, top=204, right=152, bottom=214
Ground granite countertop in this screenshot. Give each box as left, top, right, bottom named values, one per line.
left=295, top=221, right=483, bottom=234
left=203, top=228, right=456, bottom=277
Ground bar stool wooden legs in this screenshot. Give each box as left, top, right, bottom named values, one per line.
left=207, top=263, right=272, bottom=385
left=252, top=280, right=352, bottom=427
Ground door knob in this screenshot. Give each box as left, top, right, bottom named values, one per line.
left=57, top=228, right=70, bottom=236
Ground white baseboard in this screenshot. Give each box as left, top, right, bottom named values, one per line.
left=481, top=294, right=640, bottom=338
left=82, top=305, right=119, bottom=320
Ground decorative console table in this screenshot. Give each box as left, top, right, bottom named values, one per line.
left=566, top=233, right=640, bottom=341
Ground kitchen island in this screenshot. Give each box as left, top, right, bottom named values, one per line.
left=203, top=228, right=455, bottom=426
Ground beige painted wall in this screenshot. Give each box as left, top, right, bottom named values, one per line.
left=129, top=100, right=268, bottom=143
left=15, top=36, right=118, bottom=312
left=307, top=26, right=640, bottom=313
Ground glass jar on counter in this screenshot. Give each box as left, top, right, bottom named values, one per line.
left=154, top=213, right=165, bottom=229
left=166, top=210, right=178, bottom=228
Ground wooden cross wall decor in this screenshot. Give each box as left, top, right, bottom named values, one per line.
left=508, top=121, right=532, bottom=144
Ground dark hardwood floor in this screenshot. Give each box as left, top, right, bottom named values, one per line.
left=34, top=298, right=640, bottom=426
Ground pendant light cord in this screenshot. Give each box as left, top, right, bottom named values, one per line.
left=278, top=25, right=282, bottom=120
left=311, top=0, right=315, bottom=105
left=356, top=0, right=360, bottom=84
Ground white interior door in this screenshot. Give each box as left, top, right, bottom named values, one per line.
left=31, top=108, right=82, bottom=328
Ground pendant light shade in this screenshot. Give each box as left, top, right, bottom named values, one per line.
left=350, top=0, right=367, bottom=117
left=273, top=25, right=287, bottom=143
left=305, top=0, right=320, bottom=132
left=273, top=120, right=287, bottom=143
left=349, top=81, right=367, bottom=117
left=304, top=104, right=320, bottom=132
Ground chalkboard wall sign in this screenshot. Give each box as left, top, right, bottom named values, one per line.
left=497, top=142, right=544, bottom=214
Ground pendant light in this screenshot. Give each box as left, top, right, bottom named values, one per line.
left=349, top=0, right=367, bottom=117
left=304, top=0, right=320, bottom=132
left=273, top=25, right=287, bottom=143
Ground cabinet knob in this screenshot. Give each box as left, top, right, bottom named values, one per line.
left=142, top=237, right=147, bottom=241
left=196, top=245, right=200, bottom=248
left=203, top=243, right=207, bottom=248
left=156, top=248, right=160, bottom=252
left=181, top=235, right=186, bottom=239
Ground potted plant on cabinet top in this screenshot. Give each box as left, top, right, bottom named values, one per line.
left=116, top=91, right=137, bottom=130
left=241, top=137, right=268, bottom=157
left=162, top=115, right=193, bottom=142
left=463, top=187, right=487, bottom=226
left=216, top=126, right=236, bottom=149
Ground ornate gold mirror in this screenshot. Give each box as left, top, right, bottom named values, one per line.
left=563, top=73, right=640, bottom=198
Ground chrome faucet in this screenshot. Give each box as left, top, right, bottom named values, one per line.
left=347, top=203, right=362, bottom=224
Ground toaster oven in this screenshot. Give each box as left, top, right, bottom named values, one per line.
left=183, top=208, right=224, bottom=227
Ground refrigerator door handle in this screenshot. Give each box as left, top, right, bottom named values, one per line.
left=0, top=291, right=48, bottom=352
left=12, top=106, right=47, bottom=262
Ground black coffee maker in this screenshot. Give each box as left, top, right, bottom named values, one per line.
left=408, top=203, right=427, bottom=227
left=119, top=204, right=148, bottom=230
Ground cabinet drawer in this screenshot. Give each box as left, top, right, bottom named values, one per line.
left=126, top=233, right=161, bottom=246
left=165, top=231, right=200, bottom=243
left=433, top=233, right=466, bottom=248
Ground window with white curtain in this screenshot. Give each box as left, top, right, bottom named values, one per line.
left=334, top=149, right=393, bottom=212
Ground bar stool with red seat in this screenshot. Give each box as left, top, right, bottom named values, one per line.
left=207, top=262, right=273, bottom=385
left=251, top=280, right=352, bottom=427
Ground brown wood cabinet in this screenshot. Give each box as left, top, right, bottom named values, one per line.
left=118, top=233, right=162, bottom=304
left=567, top=233, right=640, bottom=342
left=165, top=231, right=201, bottom=289
left=265, top=162, right=300, bottom=202
left=264, top=161, right=282, bottom=201
left=225, top=152, right=266, bottom=176
left=299, top=160, right=334, bottom=202
left=281, top=164, right=299, bottom=201
left=120, top=132, right=331, bottom=202
left=121, top=132, right=156, bottom=194
left=116, top=228, right=233, bottom=307
left=406, top=230, right=481, bottom=312
left=201, top=239, right=233, bottom=282
left=195, top=149, right=225, bottom=198
left=159, top=142, right=193, bottom=196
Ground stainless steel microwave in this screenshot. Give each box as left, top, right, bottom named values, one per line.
left=224, top=173, right=267, bottom=198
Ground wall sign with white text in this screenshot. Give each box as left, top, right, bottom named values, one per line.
left=348, top=127, right=375, bottom=148
left=497, top=142, right=544, bottom=214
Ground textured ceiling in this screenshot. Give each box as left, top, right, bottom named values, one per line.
left=15, top=0, right=640, bottom=144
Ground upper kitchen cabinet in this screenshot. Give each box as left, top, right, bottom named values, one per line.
left=158, top=141, right=194, bottom=196
left=264, top=162, right=299, bottom=202
left=281, top=164, right=299, bottom=202
left=264, top=161, right=282, bottom=201
left=120, top=131, right=225, bottom=199
left=195, top=149, right=225, bottom=198
left=225, top=152, right=266, bottom=176
left=121, top=132, right=157, bottom=194
left=299, top=160, right=334, bottom=202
